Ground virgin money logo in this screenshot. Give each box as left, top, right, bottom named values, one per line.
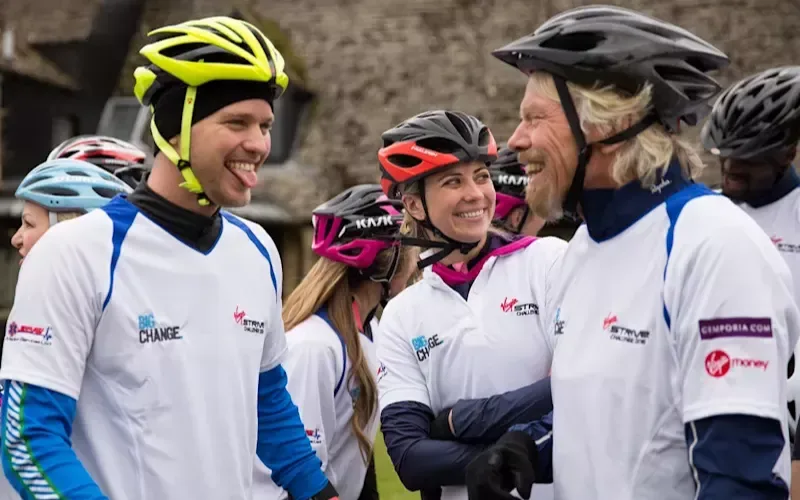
left=705, top=349, right=768, bottom=378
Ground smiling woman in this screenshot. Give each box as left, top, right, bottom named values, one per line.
left=372, top=110, right=565, bottom=500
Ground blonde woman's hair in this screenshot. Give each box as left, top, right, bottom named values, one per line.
left=283, top=246, right=413, bottom=463
left=56, top=212, right=81, bottom=223
left=528, top=73, right=706, bottom=187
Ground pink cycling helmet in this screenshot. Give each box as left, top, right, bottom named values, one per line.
left=312, top=184, right=403, bottom=270
left=491, top=145, right=528, bottom=221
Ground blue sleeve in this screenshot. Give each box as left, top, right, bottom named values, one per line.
left=451, top=377, right=552, bottom=444
left=0, top=381, right=108, bottom=499
left=687, top=414, right=788, bottom=499
left=509, top=411, right=553, bottom=483
left=256, top=365, right=329, bottom=500
left=381, top=401, right=486, bottom=491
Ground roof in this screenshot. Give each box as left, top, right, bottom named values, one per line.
left=0, top=33, right=78, bottom=89
left=4, top=0, right=100, bottom=44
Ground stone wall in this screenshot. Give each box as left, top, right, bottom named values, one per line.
left=119, top=0, right=800, bottom=212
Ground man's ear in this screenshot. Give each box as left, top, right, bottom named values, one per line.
left=402, top=193, right=426, bottom=221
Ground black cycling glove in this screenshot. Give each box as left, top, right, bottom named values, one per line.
left=429, top=407, right=455, bottom=440
left=465, top=431, right=537, bottom=500
left=288, top=480, right=339, bottom=500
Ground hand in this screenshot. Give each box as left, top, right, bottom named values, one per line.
left=466, top=431, right=537, bottom=500
left=429, top=407, right=455, bottom=440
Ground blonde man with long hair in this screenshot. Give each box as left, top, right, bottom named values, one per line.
left=465, top=6, right=800, bottom=500
left=255, top=184, right=416, bottom=500
left=375, top=110, right=566, bottom=500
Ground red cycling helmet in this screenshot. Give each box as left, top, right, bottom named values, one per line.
left=378, top=110, right=498, bottom=199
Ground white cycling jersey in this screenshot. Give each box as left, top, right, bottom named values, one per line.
left=377, top=235, right=566, bottom=500
left=253, top=313, right=380, bottom=500
left=546, top=179, right=799, bottom=499
left=737, top=186, right=800, bottom=434
left=739, top=187, right=800, bottom=305
left=0, top=197, right=286, bottom=500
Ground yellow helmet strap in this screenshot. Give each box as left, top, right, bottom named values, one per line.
left=150, top=85, right=210, bottom=206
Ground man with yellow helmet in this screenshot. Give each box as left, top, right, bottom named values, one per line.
left=0, top=16, right=339, bottom=500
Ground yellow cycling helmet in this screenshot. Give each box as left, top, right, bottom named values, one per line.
left=133, top=16, right=289, bottom=206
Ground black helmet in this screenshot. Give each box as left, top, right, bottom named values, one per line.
left=378, top=110, right=498, bottom=199
left=492, top=5, right=729, bottom=131
left=491, top=5, right=729, bottom=218
left=702, top=66, right=800, bottom=161
left=378, top=110, right=499, bottom=268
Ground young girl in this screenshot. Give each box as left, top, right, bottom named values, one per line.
left=375, top=110, right=565, bottom=500
left=254, top=184, right=417, bottom=500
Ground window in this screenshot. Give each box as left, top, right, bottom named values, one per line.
left=52, top=115, right=77, bottom=148
left=265, top=84, right=314, bottom=165
left=97, top=97, right=146, bottom=143
left=97, top=96, right=153, bottom=157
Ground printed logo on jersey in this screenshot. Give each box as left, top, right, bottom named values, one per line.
left=305, top=427, right=323, bottom=445
left=501, top=297, right=538, bottom=316
left=233, top=306, right=265, bottom=335
left=603, top=313, right=650, bottom=345
left=376, top=362, right=388, bottom=383
left=138, top=313, right=182, bottom=344
left=770, top=236, right=800, bottom=253
left=705, top=349, right=769, bottom=378
left=699, top=317, right=773, bottom=340
left=553, top=308, right=566, bottom=336
left=411, top=334, right=444, bottom=362
left=5, top=322, right=53, bottom=346
left=650, top=178, right=672, bottom=194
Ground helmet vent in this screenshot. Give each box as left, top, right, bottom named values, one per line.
left=387, top=154, right=422, bottom=168
left=539, top=32, right=606, bottom=52
left=416, top=137, right=461, bottom=155
left=37, top=186, right=78, bottom=197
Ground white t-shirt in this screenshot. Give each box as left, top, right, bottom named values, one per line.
left=547, top=185, right=799, bottom=500
left=0, top=197, right=286, bottom=500
left=377, top=236, right=566, bottom=500
left=253, top=313, right=380, bottom=500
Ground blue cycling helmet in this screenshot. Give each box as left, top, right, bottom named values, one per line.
left=16, top=159, right=132, bottom=215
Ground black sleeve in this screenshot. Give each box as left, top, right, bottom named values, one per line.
left=450, top=377, right=552, bottom=444
left=687, top=414, right=788, bottom=499
left=381, top=401, right=486, bottom=491
left=357, top=453, right=379, bottom=500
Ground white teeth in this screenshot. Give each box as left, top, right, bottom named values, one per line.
left=457, top=209, right=485, bottom=219
left=527, top=163, right=545, bottom=175
left=227, top=162, right=256, bottom=172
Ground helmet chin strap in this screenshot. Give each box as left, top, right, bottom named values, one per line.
left=412, top=185, right=481, bottom=269
left=553, top=76, right=658, bottom=220
left=149, top=86, right=211, bottom=207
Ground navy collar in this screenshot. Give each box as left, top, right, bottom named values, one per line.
left=743, top=166, right=800, bottom=208
left=581, top=160, right=692, bottom=242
